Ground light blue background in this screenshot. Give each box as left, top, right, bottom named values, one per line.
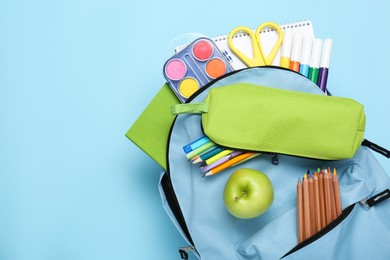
left=1, top=0, right=389, bottom=259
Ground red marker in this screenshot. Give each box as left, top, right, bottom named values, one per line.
left=289, top=33, right=303, bottom=72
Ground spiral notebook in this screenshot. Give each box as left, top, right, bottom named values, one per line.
left=176, top=20, right=314, bottom=70
left=127, top=20, right=315, bottom=170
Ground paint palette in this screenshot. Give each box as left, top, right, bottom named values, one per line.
left=163, top=37, right=233, bottom=103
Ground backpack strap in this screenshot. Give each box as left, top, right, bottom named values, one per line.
left=362, top=139, right=390, bottom=158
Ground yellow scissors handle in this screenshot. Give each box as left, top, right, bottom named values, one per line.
left=228, top=26, right=264, bottom=67
left=255, top=22, right=284, bottom=66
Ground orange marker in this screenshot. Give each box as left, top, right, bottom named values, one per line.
left=289, top=33, right=303, bottom=72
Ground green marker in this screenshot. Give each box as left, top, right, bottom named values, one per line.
left=308, top=39, right=323, bottom=85
left=186, top=141, right=215, bottom=160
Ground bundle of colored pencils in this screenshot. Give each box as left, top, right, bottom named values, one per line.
left=297, top=168, right=342, bottom=243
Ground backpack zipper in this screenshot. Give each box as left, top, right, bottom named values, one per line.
left=282, top=189, right=390, bottom=258
left=359, top=189, right=390, bottom=208
left=281, top=203, right=355, bottom=258
left=178, top=246, right=196, bottom=259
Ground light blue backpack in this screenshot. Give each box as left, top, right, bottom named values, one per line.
left=158, top=67, right=390, bottom=259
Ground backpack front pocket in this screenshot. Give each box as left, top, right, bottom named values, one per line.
left=234, top=161, right=378, bottom=260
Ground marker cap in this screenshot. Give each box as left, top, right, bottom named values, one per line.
left=310, top=39, right=323, bottom=68
left=281, top=29, right=293, bottom=58
left=320, top=39, right=333, bottom=68
left=290, top=33, right=303, bottom=61
left=280, top=57, right=290, bottom=68
left=300, top=35, right=313, bottom=65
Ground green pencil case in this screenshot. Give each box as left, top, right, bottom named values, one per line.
left=172, top=83, right=366, bottom=160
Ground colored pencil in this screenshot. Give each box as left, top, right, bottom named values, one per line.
left=324, top=170, right=333, bottom=225
left=205, top=149, right=234, bottom=165
left=203, top=152, right=256, bottom=177
left=297, top=178, right=304, bottom=243
left=332, top=168, right=342, bottom=217
left=192, top=146, right=224, bottom=164
left=308, top=173, right=316, bottom=235
left=230, top=153, right=260, bottom=167
left=328, top=170, right=337, bottom=220
left=318, top=170, right=326, bottom=229
left=313, top=172, right=321, bottom=234
left=199, top=151, right=242, bottom=173
left=302, top=174, right=311, bottom=239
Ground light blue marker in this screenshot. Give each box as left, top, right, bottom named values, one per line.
left=183, top=135, right=210, bottom=154
left=299, top=35, right=313, bottom=78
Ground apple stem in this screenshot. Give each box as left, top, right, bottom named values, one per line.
left=235, top=190, right=247, bottom=201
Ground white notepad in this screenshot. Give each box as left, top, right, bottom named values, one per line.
left=176, top=20, right=315, bottom=70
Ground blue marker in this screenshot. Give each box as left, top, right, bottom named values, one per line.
left=183, top=135, right=210, bottom=154
left=299, top=35, right=313, bottom=77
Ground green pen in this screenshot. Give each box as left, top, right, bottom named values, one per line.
left=308, top=39, right=323, bottom=85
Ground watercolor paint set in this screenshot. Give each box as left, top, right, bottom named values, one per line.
left=163, top=37, right=233, bottom=103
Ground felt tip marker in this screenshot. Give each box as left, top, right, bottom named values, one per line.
left=186, top=141, right=215, bottom=160
left=317, top=39, right=333, bottom=92
left=183, top=135, right=210, bottom=153
left=289, top=33, right=303, bottom=72
left=299, top=35, right=313, bottom=77
left=192, top=146, right=224, bottom=164
left=279, top=29, right=293, bottom=69
left=308, top=39, right=323, bottom=85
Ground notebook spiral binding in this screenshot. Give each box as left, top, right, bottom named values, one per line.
left=212, top=20, right=312, bottom=42
left=174, top=20, right=313, bottom=59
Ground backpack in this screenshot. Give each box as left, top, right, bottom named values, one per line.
left=157, top=66, right=390, bottom=259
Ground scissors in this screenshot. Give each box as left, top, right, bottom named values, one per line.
left=228, top=22, right=284, bottom=67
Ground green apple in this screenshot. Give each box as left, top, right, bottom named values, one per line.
left=223, top=168, right=274, bottom=219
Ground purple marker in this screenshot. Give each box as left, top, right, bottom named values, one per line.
left=317, top=39, right=333, bottom=92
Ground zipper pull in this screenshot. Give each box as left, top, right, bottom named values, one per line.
left=178, top=246, right=195, bottom=259
left=270, top=153, right=279, bottom=165
left=360, top=189, right=390, bottom=209
left=361, top=139, right=390, bottom=158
